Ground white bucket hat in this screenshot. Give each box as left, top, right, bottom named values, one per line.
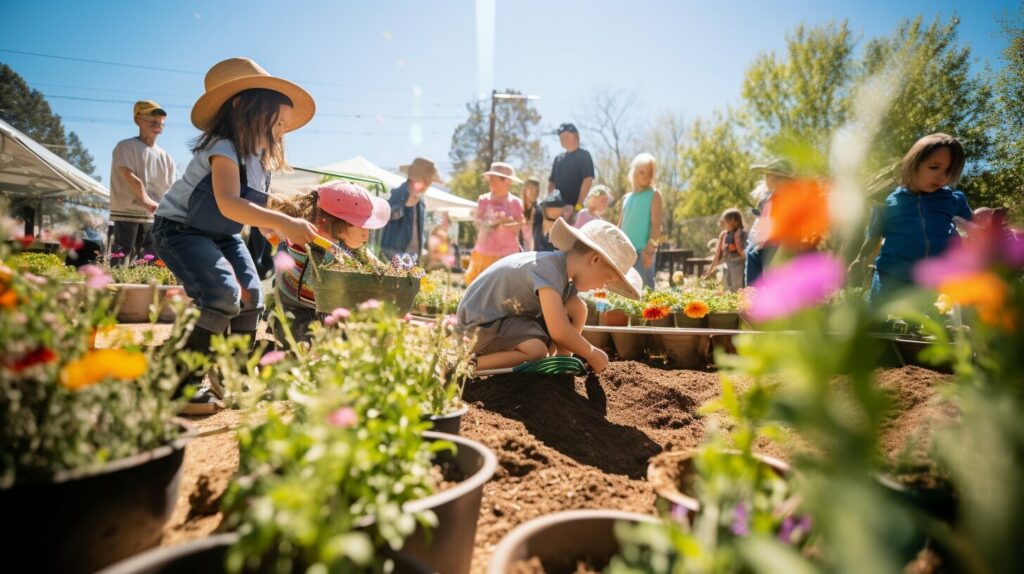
left=481, top=161, right=524, bottom=184
left=549, top=219, right=643, bottom=299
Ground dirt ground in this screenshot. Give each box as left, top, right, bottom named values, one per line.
left=160, top=359, right=955, bottom=573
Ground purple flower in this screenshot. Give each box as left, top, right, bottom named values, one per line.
left=274, top=250, right=296, bottom=273
left=358, top=299, right=381, bottom=311
left=747, top=253, right=844, bottom=322
left=142, top=254, right=155, bottom=262
left=327, top=406, right=358, bottom=428
left=778, top=515, right=812, bottom=545
left=80, top=264, right=112, bottom=290
left=730, top=501, right=750, bottom=537
left=259, top=350, right=287, bottom=366
left=670, top=503, right=690, bottom=524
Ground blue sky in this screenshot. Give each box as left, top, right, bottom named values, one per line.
left=0, top=0, right=1017, bottom=186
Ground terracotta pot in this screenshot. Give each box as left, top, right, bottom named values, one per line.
left=486, top=509, right=658, bottom=574
left=95, top=533, right=433, bottom=574
left=646, top=450, right=789, bottom=515
left=660, top=333, right=710, bottom=368
left=599, top=309, right=628, bottom=327
left=113, top=283, right=189, bottom=323
left=611, top=321, right=645, bottom=360
left=400, top=431, right=498, bottom=574
left=1, top=424, right=194, bottom=573
left=421, top=404, right=469, bottom=435
left=644, top=316, right=675, bottom=357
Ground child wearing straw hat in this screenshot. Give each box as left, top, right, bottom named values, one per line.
left=152, top=57, right=318, bottom=413
left=268, top=181, right=391, bottom=345
left=456, top=219, right=643, bottom=374
left=464, top=162, right=526, bottom=285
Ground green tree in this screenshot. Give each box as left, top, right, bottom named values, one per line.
left=448, top=90, right=546, bottom=202
left=674, top=110, right=758, bottom=222
left=741, top=21, right=856, bottom=171
left=0, top=63, right=96, bottom=176
left=647, top=111, right=687, bottom=242
left=859, top=16, right=992, bottom=178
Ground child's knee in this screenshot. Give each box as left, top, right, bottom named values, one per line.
left=518, top=339, right=549, bottom=361
left=205, top=283, right=242, bottom=317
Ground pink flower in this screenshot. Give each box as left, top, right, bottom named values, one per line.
left=80, top=264, right=112, bottom=290
left=747, top=253, right=844, bottom=322
left=327, top=406, right=358, bottom=428
left=331, top=307, right=350, bottom=320
left=358, top=299, right=381, bottom=311
left=23, top=272, right=47, bottom=286
left=403, top=313, right=413, bottom=322
left=324, top=315, right=339, bottom=327
left=444, top=315, right=459, bottom=328
left=259, top=350, right=287, bottom=366
left=143, top=254, right=156, bottom=262
left=274, top=250, right=296, bottom=273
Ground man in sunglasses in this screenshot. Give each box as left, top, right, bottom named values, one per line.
left=108, top=100, right=178, bottom=264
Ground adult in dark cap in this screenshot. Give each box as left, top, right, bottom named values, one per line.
left=548, top=123, right=595, bottom=223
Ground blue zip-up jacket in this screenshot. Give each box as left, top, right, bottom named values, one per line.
left=867, top=186, right=972, bottom=280
left=379, top=181, right=426, bottom=257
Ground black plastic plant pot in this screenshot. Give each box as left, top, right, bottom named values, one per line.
left=400, top=431, right=499, bottom=574
left=707, top=312, right=740, bottom=330
left=308, top=269, right=420, bottom=314
left=422, top=404, right=470, bottom=435
left=876, top=473, right=958, bottom=524
left=96, top=533, right=434, bottom=574
left=0, top=424, right=194, bottom=574
left=486, top=509, right=659, bottom=574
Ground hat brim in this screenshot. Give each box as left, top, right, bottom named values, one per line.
left=548, top=219, right=643, bottom=299
left=191, top=75, right=316, bottom=133
left=399, top=164, right=445, bottom=185
left=750, top=164, right=794, bottom=177
left=337, top=194, right=392, bottom=230
left=481, top=170, right=524, bottom=184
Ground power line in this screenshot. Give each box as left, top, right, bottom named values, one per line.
left=0, top=47, right=447, bottom=94
left=59, top=114, right=448, bottom=137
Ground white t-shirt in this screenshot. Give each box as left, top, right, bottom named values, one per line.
left=155, top=138, right=266, bottom=224
left=109, top=137, right=177, bottom=222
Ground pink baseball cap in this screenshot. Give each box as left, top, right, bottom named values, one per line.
left=317, top=181, right=391, bottom=229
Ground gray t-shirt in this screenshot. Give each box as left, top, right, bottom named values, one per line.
left=109, top=137, right=177, bottom=223
left=456, top=251, right=576, bottom=328
left=155, top=138, right=267, bottom=224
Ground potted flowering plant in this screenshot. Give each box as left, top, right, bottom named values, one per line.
left=705, top=289, right=745, bottom=330
left=0, top=229, right=201, bottom=573
left=306, top=249, right=424, bottom=314
left=413, top=270, right=464, bottom=316
left=102, top=253, right=186, bottom=323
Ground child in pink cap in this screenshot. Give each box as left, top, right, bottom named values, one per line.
left=268, top=181, right=390, bottom=343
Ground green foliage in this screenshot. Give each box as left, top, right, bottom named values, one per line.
left=0, top=234, right=195, bottom=485
left=674, top=110, right=759, bottom=221
left=3, top=252, right=79, bottom=280
left=413, top=270, right=464, bottom=315
left=105, top=262, right=178, bottom=286
left=0, top=63, right=95, bottom=175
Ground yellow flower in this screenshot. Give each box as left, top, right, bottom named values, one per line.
left=60, top=349, right=147, bottom=391
left=419, top=275, right=437, bottom=295
left=939, top=272, right=1014, bottom=331
left=933, top=294, right=954, bottom=315
left=672, top=271, right=685, bottom=284
left=684, top=300, right=710, bottom=319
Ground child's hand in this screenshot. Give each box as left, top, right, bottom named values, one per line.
left=275, top=216, right=318, bottom=245
left=585, top=345, right=609, bottom=373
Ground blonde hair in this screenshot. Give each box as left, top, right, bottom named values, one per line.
left=192, top=88, right=292, bottom=172
left=628, top=153, right=657, bottom=191
left=899, top=133, right=965, bottom=189
left=586, top=185, right=612, bottom=209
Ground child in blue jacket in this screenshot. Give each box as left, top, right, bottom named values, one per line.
left=849, top=133, right=972, bottom=303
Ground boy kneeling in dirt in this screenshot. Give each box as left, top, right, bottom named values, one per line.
left=456, top=219, right=642, bottom=374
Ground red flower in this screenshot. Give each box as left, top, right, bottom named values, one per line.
left=17, top=235, right=35, bottom=249
left=58, top=235, right=83, bottom=251
left=642, top=305, right=670, bottom=321
left=9, top=347, right=58, bottom=373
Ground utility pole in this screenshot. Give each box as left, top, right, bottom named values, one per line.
left=487, top=90, right=541, bottom=167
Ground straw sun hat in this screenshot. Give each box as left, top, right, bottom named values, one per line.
left=190, top=57, right=316, bottom=132
left=549, top=218, right=643, bottom=299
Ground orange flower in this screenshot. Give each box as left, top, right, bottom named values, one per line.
left=939, top=271, right=1014, bottom=331
left=642, top=305, right=670, bottom=321
left=765, top=179, right=830, bottom=248
left=60, top=349, right=147, bottom=391
left=592, top=290, right=608, bottom=299
left=0, top=287, right=17, bottom=309
left=153, top=259, right=167, bottom=268
left=684, top=300, right=710, bottom=319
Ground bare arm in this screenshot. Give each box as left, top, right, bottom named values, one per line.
left=210, top=155, right=317, bottom=243
left=116, top=166, right=158, bottom=212
left=704, top=231, right=726, bottom=278
left=847, top=236, right=882, bottom=286
left=538, top=288, right=607, bottom=371
left=642, top=191, right=664, bottom=267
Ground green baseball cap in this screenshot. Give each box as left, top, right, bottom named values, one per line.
left=750, top=158, right=795, bottom=177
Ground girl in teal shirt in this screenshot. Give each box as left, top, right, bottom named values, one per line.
left=618, top=153, right=663, bottom=288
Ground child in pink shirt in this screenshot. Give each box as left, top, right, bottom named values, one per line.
left=465, top=162, right=525, bottom=284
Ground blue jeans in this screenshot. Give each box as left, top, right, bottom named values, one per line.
left=152, top=217, right=264, bottom=333
left=745, top=243, right=776, bottom=286
left=633, top=252, right=656, bottom=290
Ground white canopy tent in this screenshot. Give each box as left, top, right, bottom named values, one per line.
left=270, top=155, right=476, bottom=221
left=0, top=119, right=109, bottom=234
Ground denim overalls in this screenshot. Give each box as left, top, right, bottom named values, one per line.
left=152, top=152, right=270, bottom=335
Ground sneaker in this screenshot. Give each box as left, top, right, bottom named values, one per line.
left=178, top=383, right=224, bottom=416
